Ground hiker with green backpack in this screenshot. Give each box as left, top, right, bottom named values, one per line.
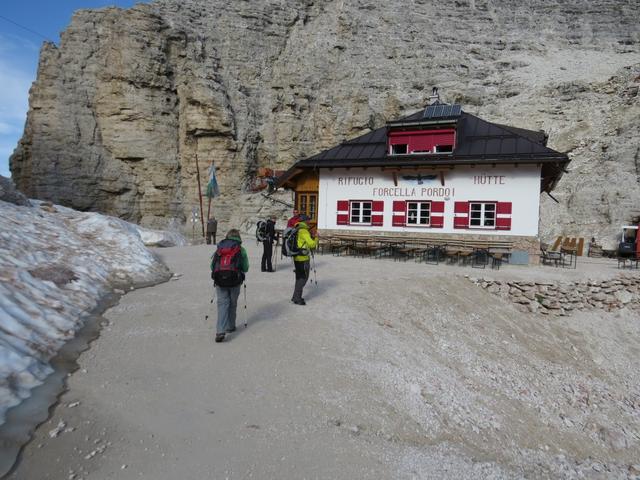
left=289, top=215, right=317, bottom=306
left=211, top=229, right=250, bottom=343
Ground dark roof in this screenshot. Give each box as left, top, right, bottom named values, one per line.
left=278, top=110, right=569, bottom=192
left=493, top=123, right=548, bottom=146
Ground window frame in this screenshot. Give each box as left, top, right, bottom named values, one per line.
left=296, top=192, right=318, bottom=223
left=406, top=201, right=432, bottom=227
left=468, top=202, right=497, bottom=229
left=434, top=144, right=453, bottom=153
left=390, top=144, right=408, bottom=155
left=349, top=200, right=373, bottom=225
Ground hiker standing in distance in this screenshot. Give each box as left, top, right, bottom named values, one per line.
left=206, top=216, right=218, bottom=245
left=261, top=215, right=276, bottom=272
left=292, top=215, right=317, bottom=306
left=287, top=209, right=301, bottom=228
left=211, top=229, right=249, bottom=343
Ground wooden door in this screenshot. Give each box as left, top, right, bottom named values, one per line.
left=296, top=192, right=318, bottom=226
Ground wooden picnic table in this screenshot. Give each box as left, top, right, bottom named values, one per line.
left=318, top=233, right=514, bottom=267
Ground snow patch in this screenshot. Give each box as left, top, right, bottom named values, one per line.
left=0, top=200, right=170, bottom=424
left=134, top=225, right=188, bottom=248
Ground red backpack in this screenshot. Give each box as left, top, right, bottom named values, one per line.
left=211, top=240, right=245, bottom=287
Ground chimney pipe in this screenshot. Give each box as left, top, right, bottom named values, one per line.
left=428, top=86, right=440, bottom=105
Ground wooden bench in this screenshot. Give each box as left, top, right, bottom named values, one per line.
left=318, top=234, right=514, bottom=265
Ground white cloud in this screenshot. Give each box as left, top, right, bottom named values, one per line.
left=0, top=121, right=21, bottom=135
left=0, top=50, right=36, bottom=178
left=0, top=59, right=33, bottom=123
left=0, top=33, right=40, bottom=56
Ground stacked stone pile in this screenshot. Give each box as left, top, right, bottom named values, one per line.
left=470, top=275, right=640, bottom=316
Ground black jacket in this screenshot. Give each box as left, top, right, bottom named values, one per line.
left=265, top=219, right=276, bottom=242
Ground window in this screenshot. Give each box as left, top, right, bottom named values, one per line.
left=454, top=201, right=511, bottom=230
left=469, top=202, right=496, bottom=228
left=406, top=201, right=431, bottom=226
left=388, top=128, right=456, bottom=156
left=391, top=144, right=408, bottom=155
left=350, top=201, right=372, bottom=225
left=435, top=144, right=453, bottom=153
left=337, top=200, right=383, bottom=226
left=296, top=193, right=317, bottom=222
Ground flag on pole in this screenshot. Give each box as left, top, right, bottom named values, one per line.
left=206, top=164, right=220, bottom=198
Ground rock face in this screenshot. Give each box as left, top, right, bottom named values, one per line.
left=9, top=0, right=640, bottom=243
left=0, top=175, right=31, bottom=206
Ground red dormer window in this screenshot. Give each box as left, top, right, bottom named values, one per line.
left=388, top=128, right=456, bottom=155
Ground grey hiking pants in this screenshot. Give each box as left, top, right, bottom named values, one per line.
left=216, top=285, right=241, bottom=333
left=292, top=260, right=310, bottom=302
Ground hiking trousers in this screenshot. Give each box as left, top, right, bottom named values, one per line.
left=292, top=260, right=310, bottom=302
left=261, top=240, right=273, bottom=271
left=216, top=285, right=241, bottom=333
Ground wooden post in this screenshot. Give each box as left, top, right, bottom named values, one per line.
left=194, top=150, right=205, bottom=238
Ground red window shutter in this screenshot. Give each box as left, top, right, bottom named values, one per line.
left=371, top=200, right=384, bottom=227
left=389, top=129, right=456, bottom=154
left=430, top=201, right=444, bottom=228
left=337, top=200, right=349, bottom=225
left=392, top=200, right=406, bottom=227
left=496, top=202, right=512, bottom=230
left=454, top=201, right=469, bottom=229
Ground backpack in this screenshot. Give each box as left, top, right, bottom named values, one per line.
left=281, top=226, right=307, bottom=257
left=256, top=220, right=267, bottom=242
left=211, top=240, right=245, bottom=287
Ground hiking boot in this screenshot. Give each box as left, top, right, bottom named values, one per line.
left=215, top=333, right=225, bottom=343
left=293, top=299, right=306, bottom=306
left=226, top=327, right=236, bottom=333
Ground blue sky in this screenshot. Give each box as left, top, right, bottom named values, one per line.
left=0, top=1, right=143, bottom=178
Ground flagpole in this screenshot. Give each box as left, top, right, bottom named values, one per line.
left=206, top=161, right=213, bottom=221
left=195, top=149, right=205, bottom=238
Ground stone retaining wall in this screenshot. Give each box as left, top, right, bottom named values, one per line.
left=469, top=275, right=640, bottom=315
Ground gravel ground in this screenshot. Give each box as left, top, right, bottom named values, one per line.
left=7, top=242, right=640, bottom=480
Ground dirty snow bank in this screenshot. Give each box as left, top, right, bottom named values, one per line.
left=134, top=225, right=189, bottom=247
left=0, top=200, right=171, bottom=424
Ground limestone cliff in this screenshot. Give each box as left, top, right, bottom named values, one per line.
left=10, top=0, right=640, bottom=246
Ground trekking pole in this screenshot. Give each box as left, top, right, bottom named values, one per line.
left=243, top=283, right=248, bottom=328
left=205, top=283, right=216, bottom=321
left=311, top=251, right=318, bottom=286
left=273, top=239, right=278, bottom=271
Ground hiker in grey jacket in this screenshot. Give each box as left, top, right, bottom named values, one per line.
left=206, top=217, right=218, bottom=245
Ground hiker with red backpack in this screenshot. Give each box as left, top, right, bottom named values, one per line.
left=211, top=229, right=249, bottom=343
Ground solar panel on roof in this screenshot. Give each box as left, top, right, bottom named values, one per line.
left=423, top=103, right=462, bottom=119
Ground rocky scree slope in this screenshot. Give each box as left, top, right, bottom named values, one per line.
left=9, top=0, right=640, bottom=246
